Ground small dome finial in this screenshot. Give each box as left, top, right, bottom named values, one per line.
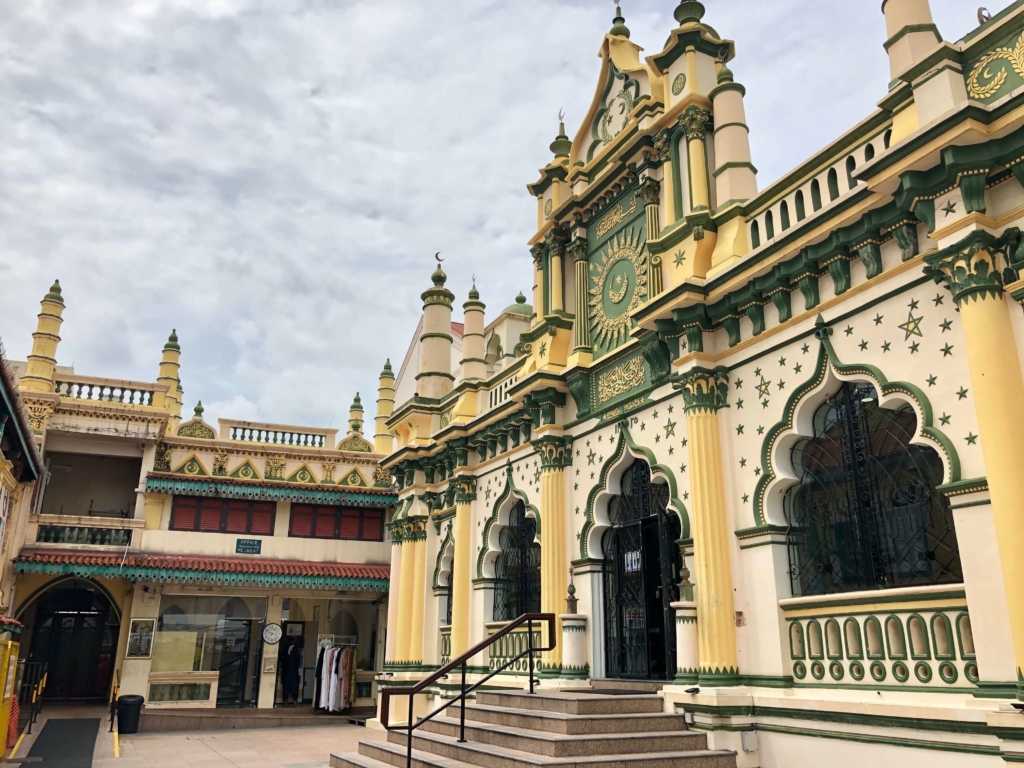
left=610, top=3, right=630, bottom=37
left=549, top=109, right=572, bottom=158
left=381, top=358, right=393, bottom=376
left=164, top=328, right=181, bottom=352
left=468, top=275, right=480, bottom=301
left=674, top=0, right=706, bottom=25
left=45, top=279, right=63, bottom=301
left=431, top=251, right=447, bottom=286
left=515, top=291, right=527, bottom=304
left=194, top=400, right=204, bottom=418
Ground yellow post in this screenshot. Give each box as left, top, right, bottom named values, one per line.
left=395, top=536, right=415, bottom=664
left=680, top=106, right=713, bottom=212
left=535, top=436, right=571, bottom=672
left=20, top=281, right=65, bottom=394
left=531, top=245, right=545, bottom=325
left=675, top=366, right=738, bottom=684
left=384, top=531, right=404, bottom=666
left=927, top=237, right=1024, bottom=697
left=449, top=476, right=476, bottom=658
left=548, top=240, right=564, bottom=315
left=0, top=638, right=18, bottom=751
left=406, top=521, right=428, bottom=665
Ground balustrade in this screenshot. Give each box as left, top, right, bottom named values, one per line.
left=37, top=525, right=132, bottom=546
left=228, top=425, right=327, bottom=448
left=55, top=377, right=158, bottom=406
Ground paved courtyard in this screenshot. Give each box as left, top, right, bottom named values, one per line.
left=12, top=707, right=381, bottom=768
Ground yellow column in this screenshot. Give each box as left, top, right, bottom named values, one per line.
left=680, top=106, right=713, bottom=212
left=569, top=239, right=591, bottom=352
left=549, top=240, right=564, bottom=314
left=407, top=520, right=428, bottom=664
left=384, top=529, right=404, bottom=666
left=928, top=239, right=1024, bottom=698
left=20, top=280, right=65, bottom=394
left=676, top=366, right=738, bottom=684
left=449, top=476, right=476, bottom=658
left=531, top=245, right=545, bottom=326
left=395, top=537, right=416, bottom=663
left=535, top=436, right=570, bottom=671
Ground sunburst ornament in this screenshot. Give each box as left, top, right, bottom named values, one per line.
left=589, top=225, right=649, bottom=353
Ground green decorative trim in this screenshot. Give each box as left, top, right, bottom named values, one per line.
left=579, top=422, right=689, bottom=558
left=750, top=317, right=961, bottom=527
left=431, top=521, right=454, bottom=591
left=672, top=366, right=729, bottom=413
left=145, top=475, right=396, bottom=508
left=533, top=435, right=572, bottom=469
left=476, top=463, right=539, bottom=579
left=14, top=561, right=388, bottom=592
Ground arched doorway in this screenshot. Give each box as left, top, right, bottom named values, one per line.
left=22, top=579, right=120, bottom=701
left=602, top=460, right=681, bottom=679
left=492, top=501, right=540, bottom=621
left=784, top=382, right=963, bottom=596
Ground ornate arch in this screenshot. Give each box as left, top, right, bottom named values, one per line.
left=432, top=521, right=454, bottom=591
left=579, top=422, right=689, bottom=559
left=476, top=462, right=540, bottom=579
left=751, top=319, right=961, bottom=528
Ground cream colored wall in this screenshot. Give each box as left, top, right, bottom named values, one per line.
left=141, top=527, right=390, bottom=564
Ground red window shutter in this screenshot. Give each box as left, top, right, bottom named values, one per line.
left=225, top=501, right=248, bottom=533
left=361, top=509, right=383, bottom=541
left=290, top=506, right=313, bottom=537
left=314, top=508, right=337, bottom=538
left=199, top=499, right=222, bottom=532
left=250, top=503, right=274, bottom=535
left=170, top=497, right=199, bottom=531
left=338, top=508, right=360, bottom=540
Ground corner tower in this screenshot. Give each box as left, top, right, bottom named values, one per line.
left=417, top=261, right=455, bottom=399
left=20, top=280, right=65, bottom=394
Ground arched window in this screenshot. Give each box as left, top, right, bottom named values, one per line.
left=751, top=220, right=761, bottom=249
left=765, top=210, right=775, bottom=240
left=827, top=169, right=840, bottom=200
left=795, top=190, right=806, bottom=221
left=790, top=623, right=806, bottom=659
left=784, top=382, right=963, bottom=596
left=884, top=129, right=893, bottom=149
left=780, top=201, right=791, bottom=231
left=844, top=619, right=863, bottom=659
left=492, top=501, right=540, bottom=621
left=932, top=614, right=954, bottom=659
left=845, top=156, right=857, bottom=189
left=811, top=179, right=823, bottom=211
left=865, top=143, right=876, bottom=162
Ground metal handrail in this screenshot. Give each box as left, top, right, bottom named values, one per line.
left=380, top=612, right=556, bottom=768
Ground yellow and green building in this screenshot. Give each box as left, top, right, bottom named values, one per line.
left=375, top=1, right=1024, bottom=764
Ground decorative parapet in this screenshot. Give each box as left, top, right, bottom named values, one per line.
left=218, top=418, right=338, bottom=450
left=54, top=374, right=167, bottom=408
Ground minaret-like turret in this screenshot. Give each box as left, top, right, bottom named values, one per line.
left=417, top=260, right=455, bottom=399
left=20, top=280, right=65, bottom=394
left=460, top=282, right=487, bottom=382
left=710, top=61, right=758, bottom=206
left=157, top=329, right=183, bottom=428
left=882, top=0, right=941, bottom=81
left=348, top=392, right=365, bottom=435
left=374, top=359, right=396, bottom=455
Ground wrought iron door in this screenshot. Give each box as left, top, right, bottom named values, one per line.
left=493, top=502, right=541, bottom=621
left=603, top=460, right=680, bottom=679
left=785, top=382, right=963, bottom=596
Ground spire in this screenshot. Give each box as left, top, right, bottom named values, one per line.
left=375, top=360, right=396, bottom=455
left=549, top=110, right=572, bottom=159
left=158, top=328, right=183, bottom=426
left=381, top=358, right=393, bottom=377
left=674, top=0, right=706, bottom=25
left=45, top=280, right=63, bottom=303
left=164, top=328, right=180, bottom=352
left=610, top=3, right=630, bottom=38
left=468, top=278, right=480, bottom=302
left=20, top=278, right=67, bottom=395
left=349, top=392, right=364, bottom=434
left=193, top=400, right=204, bottom=418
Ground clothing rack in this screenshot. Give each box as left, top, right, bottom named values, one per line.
left=317, top=633, right=357, bottom=649
left=314, top=638, right=358, bottom=714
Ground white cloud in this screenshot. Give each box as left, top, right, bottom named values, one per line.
left=0, top=0, right=999, bottom=429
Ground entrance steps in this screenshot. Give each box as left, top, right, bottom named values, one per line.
left=332, top=690, right=735, bottom=768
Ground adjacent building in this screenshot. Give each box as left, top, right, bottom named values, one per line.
left=376, top=1, right=1024, bottom=765
left=7, top=281, right=395, bottom=710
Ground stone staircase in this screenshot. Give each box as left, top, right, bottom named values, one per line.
left=332, top=689, right=736, bottom=768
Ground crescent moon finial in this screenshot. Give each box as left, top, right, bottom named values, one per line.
left=435, top=251, right=444, bottom=264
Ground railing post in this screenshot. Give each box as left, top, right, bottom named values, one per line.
left=459, top=662, right=466, bottom=743
left=528, top=617, right=535, bottom=694
left=406, top=694, right=413, bottom=768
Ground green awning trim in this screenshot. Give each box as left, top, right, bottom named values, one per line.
left=14, top=561, right=389, bottom=592
left=145, top=475, right=397, bottom=508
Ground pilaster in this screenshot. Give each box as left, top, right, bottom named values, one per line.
left=449, top=475, right=476, bottom=658
left=679, top=106, right=713, bottom=213
left=534, top=434, right=572, bottom=671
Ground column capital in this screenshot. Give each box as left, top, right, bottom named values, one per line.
left=452, top=475, right=477, bottom=503
left=388, top=515, right=427, bottom=542
left=638, top=176, right=661, bottom=207
left=567, top=236, right=589, bottom=263
left=679, top=105, right=713, bottom=141
left=674, top=366, right=730, bottom=413
left=531, top=242, right=547, bottom=266
left=533, top=434, right=573, bottom=470
left=924, top=228, right=1023, bottom=305
left=651, top=128, right=673, bottom=164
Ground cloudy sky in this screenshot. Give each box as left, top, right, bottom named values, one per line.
left=0, top=0, right=999, bottom=430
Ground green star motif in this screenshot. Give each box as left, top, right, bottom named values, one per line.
left=742, top=493, right=750, bottom=504
left=664, top=419, right=677, bottom=437
left=761, top=399, right=770, bottom=409
left=778, top=379, right=786, bottom=390
left=739, top=457, right=747, bottom=467
left=858, top=339, right=869, bottom=351
left=682, top=437, right=688, bottom=447
left=909, top=341, right=920, bottom=353
left=957, top=387, right=969, bottom=400
left=539, top=341, right=547, bottom=355
left=736, top=424, right=745, bottom=435
left=926, top=375, right=937, bottom=387
left=757, top=425, right=765, bottom=435
left=942, top=199, right=958, bottom=217
left=735, top=378, right=744, bottom=389
left=932, top=294, right=944, bottom=307
left=754, top=467, right=761, bottom=477
left=673, top=250, right=686, bottom=267
left=940, top=319, right=953, bottom=333
left=793, top=363, right=803, bottom=374
left=778, top=356, right=786, bottom=367
left=873, top=313, right=884, bottom=325
left=882, top=341, right=892, bottom=352
left=898, top=309, right=924, bottom=340
left=941, top=343, right=954, bottom=357
left=679, top=463, right=687, bottom=474
left=844, top=325, right=854, bottom=336
left=737, top=398, right=744, bottom=409
left=909, top=298, right=920, bottom=311
left=756, top=376, right=772, bottom=398
left=939, top=413, right=951, bottom=426
left=801, top=343, right=810, bottom=354
left=965, top=433, right=978, bottom=446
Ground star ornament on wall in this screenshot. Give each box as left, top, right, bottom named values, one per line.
left=898, top=309, right=924, bottom=340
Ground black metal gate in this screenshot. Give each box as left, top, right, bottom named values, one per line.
left=602, top=460, right=680, bottom=679
left=493, top=502, right=541, bottom=621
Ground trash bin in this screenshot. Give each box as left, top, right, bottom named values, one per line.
left=116, top=695, right=144, bottom=734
